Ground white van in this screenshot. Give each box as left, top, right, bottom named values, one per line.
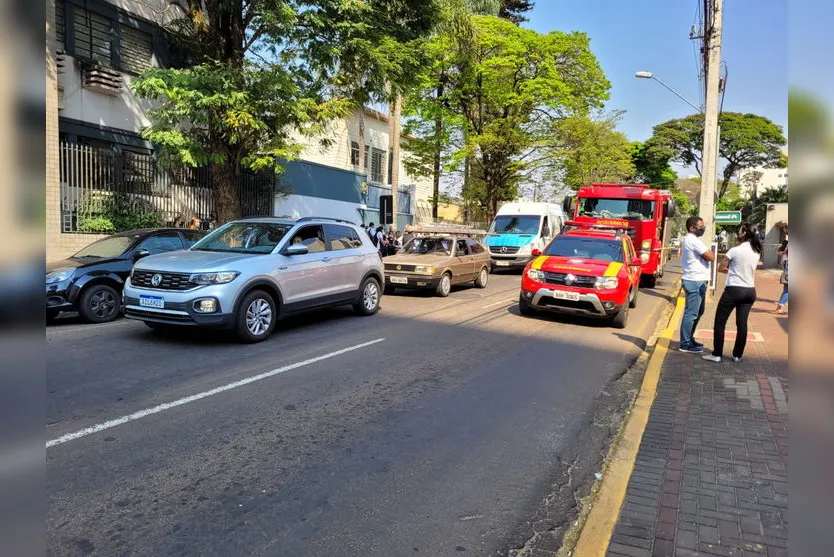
left=484, top=202, right=565, bottom=269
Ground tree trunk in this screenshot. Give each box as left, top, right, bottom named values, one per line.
left=212, top=158, right=242, bottom=225
left=388, top=90, right=402, bottom=230
left=432, top=83, right=444, bottom=220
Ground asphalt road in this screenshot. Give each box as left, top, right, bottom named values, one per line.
left=47, top=269, right=678, bottom=556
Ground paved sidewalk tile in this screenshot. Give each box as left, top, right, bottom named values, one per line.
left=607, top=269, right=788, bottom=557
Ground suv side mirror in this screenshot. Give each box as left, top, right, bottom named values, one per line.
left=285, top=243, right=309, bottom=256
left=531, top=248, right=542, bottom=256
left=133, top=249, right=150, bottom=261
left=631, top=257, right=643, bottom=267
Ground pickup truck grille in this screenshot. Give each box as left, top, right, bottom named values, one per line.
left=543, top=272, right=596, bottom=288
left=131, top=270, right=197, bottom=291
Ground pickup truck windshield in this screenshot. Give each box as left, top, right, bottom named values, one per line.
left=490, top=215, right=541, bottom=235
left=579, top=198, right=655, bottom=221
left=191, top=222, right=291, bottom=254
left=545, top=237, right=623, bottom=262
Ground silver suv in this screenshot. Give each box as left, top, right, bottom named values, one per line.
left=122, top=217, right=384, bottom=342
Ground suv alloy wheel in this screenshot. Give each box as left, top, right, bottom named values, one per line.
left=236, top=290, right=277, bottom=343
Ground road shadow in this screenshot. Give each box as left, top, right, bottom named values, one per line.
left=47, top=312, right=125, bottom=327
left=613, top=333, right=648, bottom=350
left=637, top=287, right=676, bottom=302
left=505, top=304, right=613, bottom=329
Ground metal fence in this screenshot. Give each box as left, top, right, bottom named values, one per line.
left=59, top=142, right=274, bottom=233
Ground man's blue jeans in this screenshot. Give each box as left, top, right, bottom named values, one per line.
left=680, top=279, right=708, bottom=347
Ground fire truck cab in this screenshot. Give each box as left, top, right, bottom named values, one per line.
left=563, top=183, right=676, bottom=288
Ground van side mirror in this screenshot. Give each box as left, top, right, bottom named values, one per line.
left=133, top=249, right=150, bottom=261
left=532, top=248, right=541, bottom=256
left=285, top=244, right=309, bottom=256
left=666, top=199, right=677, bottom=218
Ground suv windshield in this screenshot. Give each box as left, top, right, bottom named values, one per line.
left=579, top=198, right=655, bottom=221
left=545, top=237, right=623, bottom=262
left=490, top=215, right=541, bottom=235
left=191, top=222, right=291, bottom=254
left=73, top=235, right=134, bottom=258
left=402, top=236, right=453, bottom=256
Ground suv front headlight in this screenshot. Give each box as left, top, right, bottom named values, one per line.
left=527, top=268, right=545, bottom=282
left=188, top=271, right=240, bottom=285
left=46, top=268, right=75, bottom=284
left=595, top=277, right=619, bottom=290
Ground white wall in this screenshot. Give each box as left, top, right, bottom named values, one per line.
left=763, top=202, right=788, bottom=268
left=275, top=194, right=365, bottom=226
left=738, top=167, right=788, bottom=197
left=59, top=54, right=156, bottom=133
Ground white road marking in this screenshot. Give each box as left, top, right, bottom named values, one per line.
left=482, top=298, right=515, bottom=309
left=46, top=338, right=385, bottom=449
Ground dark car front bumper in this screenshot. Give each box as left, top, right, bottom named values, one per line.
left=123, top=296, right=235, bottom=328
left=46, top=282, right=76, bottom=312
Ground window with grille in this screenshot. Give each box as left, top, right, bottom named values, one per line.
left=74, top=7, right=113, bottom=66
left=350, top=141, right=360, bottom=167
left=55, top=0, right=66, bottom=50
left=120, top=24, right=153, bottom=74
left=370, top=148, right=385, bottom=183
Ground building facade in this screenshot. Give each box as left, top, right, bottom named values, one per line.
left=738, top=166, right=789, bottom=198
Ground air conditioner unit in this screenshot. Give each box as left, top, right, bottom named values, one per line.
left=80, top=62, right=123, bottom=96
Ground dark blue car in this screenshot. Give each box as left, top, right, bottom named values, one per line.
left=46, top=228, right=205, bottom=323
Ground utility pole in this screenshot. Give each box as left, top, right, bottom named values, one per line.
left=387, top=85, right=401, bottom=231
left=699, top=0, right=723, bottom=247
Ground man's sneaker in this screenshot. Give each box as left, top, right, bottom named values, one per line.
left=733, top=356, right=743, bottom=363
left=692, top=341, right=705, bottom=350
left=679, top=344, right=704, bottom=354
left=702, top=354, right=722, bottom=363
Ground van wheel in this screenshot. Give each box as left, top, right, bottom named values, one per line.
left=235, top=290, right=276, bottom=343
left=474, top=267, right=489, bottom=288
left=629, top=287, right=639, bottom=308
left=436, top=273, right=452, bottom=297
left=78, top=284, right=120, bottom=323
left=611, top=303, right=629, bottom=329
left=355, top=277, right=381, bottom=316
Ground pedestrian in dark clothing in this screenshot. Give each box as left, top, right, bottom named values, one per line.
left=702, top=223, right=763, bottom=363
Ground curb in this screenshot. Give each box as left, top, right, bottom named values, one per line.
left=572, top=283, right=684, bottom=557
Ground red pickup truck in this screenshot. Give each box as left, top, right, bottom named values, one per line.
left=519, top=227, right=642, bottom=328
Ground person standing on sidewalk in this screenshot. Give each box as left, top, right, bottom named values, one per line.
left=702, top=223, right=763, bottom=363
left=679, top=216, right=715, bottom=353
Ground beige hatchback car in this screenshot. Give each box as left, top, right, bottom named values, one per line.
left=383, top=228, right=491, bottom=297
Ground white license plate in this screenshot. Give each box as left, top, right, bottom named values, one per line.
left=390, top=276, right=408, bottom=285
left=139, top=295, right=165, bottom=309
left=552, top=290, right=580, bottom=302
left=495, top=261, right=510, bottom=267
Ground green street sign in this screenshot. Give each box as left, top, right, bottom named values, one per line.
left=715, top=211, right=742, bottom=225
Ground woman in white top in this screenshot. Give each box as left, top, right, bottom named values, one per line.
left=703, top=223, right=764, bottom=363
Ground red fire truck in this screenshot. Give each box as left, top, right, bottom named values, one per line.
left=563, top=183, right=676, bottom=288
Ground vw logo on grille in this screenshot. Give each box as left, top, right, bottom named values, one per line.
left=151, top=273, right=163, bottom=287
left=500, top=246, right=508, bottom=253
left=564, top=274, right=576, bottom=285
left=397, top=265, right=402, bottom=271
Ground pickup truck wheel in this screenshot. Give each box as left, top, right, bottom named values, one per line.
left=629, top=287, right=639, bottom=308
left=235, top=290, right=276, bottom=343
left=611, top=302, right=629, bottom=329
left=474, top=267, right=489, bottom=288
left=436, top=273, right=452, bottom=297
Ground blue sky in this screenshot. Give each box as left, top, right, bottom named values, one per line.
left=526, top=0, right=788, bottom=149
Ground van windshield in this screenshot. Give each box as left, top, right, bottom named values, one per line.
left=490, top=215, right=541, bottom=235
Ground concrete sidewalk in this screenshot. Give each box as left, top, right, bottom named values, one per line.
left=606, top=270, right=788, bottom=557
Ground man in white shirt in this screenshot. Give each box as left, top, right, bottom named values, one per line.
left=679, top=216, right=715, bottom=353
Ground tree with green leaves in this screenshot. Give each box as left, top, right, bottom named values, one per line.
left=547, top=112, right=635, bottom=189
left=133, top=0, right=440, bottom=223
left=405, top=15, right=609, bottom=218
left=742, top=184, right=788, bottom=228
left=646, top=112, right=786, bottom=203
left=499, top=0, right=535, bottom=23
left=629, top=140, right=677, bottom=187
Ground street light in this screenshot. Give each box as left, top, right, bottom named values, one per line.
left=634, top=71, right=702, bottom=113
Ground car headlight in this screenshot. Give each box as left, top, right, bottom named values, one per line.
left=595, top=276, right=619, bottom=290
left=46, top=268, right=75, bottom=284
left=188, top=271, right=240, bottom=285
left=517, top=244, right=532, bottom=256
left=641, top=239, right=652, bottom=251
left=414, top=265, right=435, bottom=275
left=527, top=268, right=545, bottom=282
